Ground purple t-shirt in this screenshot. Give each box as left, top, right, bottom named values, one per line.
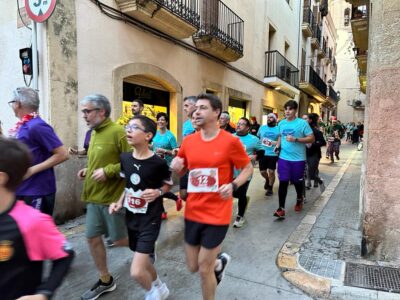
left=16, top=117, right=63, bottom=196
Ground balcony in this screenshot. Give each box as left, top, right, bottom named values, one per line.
left=325, top=47, right=333, bottom=64
left=115, top=0, right=200, bottom=39
left=327, top=86, right=339, bottom=103
left=353, top=48, right=367, bottom=73
left=192, top=0, right=244, bottom=62
left=310, top=24, right=321, bottom=49
left=351, top=4, right=368, bottom=50
left=299, top=65, right=327, bottom=102
left=317, top=38, right=327, bottom=58
left=264, top=50, right=299, bottom=96
left=302, top=6, right=314, bottom=37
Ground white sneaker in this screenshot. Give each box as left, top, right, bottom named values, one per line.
left=157, top=283, right=170, bottom=300
left=233, top=216, right=245, bottom=228
left=145, top=286, right=161, bottom=300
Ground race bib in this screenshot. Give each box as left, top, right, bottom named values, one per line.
left=262, top=138, right=273, bottom=147
left=187, top=168, right=219, bottom=193
left=124, top=188, right=148, bottom=214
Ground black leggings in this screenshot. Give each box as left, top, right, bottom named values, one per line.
left=233, top=181, right=250, bottom=217
left=162, top=192, right=179, bottom=213
left=278, top=180, right=303, bottom=209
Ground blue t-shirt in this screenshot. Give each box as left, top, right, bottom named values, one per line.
left=233, top=133, right=262, bottom=179
left=16, top=117, right=63, bottom=196
left=257, top=125, right=279, bottom=157
left=278, top=118, right=313, bottom=161
left=182, top=119, right=194, bottom=138
left=152, top=130, right=178, bottom=166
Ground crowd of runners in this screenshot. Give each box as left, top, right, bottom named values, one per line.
left=0, top=87, right=360, bottom=300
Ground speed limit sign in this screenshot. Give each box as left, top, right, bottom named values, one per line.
left=25, top=0, right=57, bottom=23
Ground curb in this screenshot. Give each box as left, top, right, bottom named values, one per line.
left=276, top=151, right=355, bottom=298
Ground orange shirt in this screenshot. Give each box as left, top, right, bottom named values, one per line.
left=178, top=130, right=250, bottom=225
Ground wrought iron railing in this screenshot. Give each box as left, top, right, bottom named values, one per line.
left=351, top=4, right=367, bottom=20
left=312, top=23, right=321, bottom=41
left=328, top=86, right=338, bottom=102
left=265, top=50, right=299, bottom=88
left=300, top=65, right=327, bottom=96
left=303, top=6, right=314, bottom=25
left=197, top=0, right=244, bottom=53
left=322, top=38, right=327, bottom=54
left=154, top=0, right=200, bottom=27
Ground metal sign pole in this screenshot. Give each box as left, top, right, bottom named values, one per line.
left=32, top=20, right=38, bottom=90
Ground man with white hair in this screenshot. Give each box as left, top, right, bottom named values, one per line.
left=257, top=113, right=279, bottom=196
left=8, top=87, right=68, bottom=216
left=219, top=111, right=235, bottom=133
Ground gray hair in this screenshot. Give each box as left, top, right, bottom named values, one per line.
left=12, top=87, right=40, bottom=110
left=80, top=94, right=111, bottom=118
left=220, top=112, right=230, bottom=120
left=184, top=96, right=197, bottom=104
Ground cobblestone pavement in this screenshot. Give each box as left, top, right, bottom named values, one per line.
left=54, top=143, right=360, bottom=300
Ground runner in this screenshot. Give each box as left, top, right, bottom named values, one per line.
left=170, top=93, right=253, bottom=299
left=0, top=137, right=74, bottom=300
left=109, top=115, right=172, bottom=300
left=232, top=117, right=264, bottom=228
left=274, top=100, right=314, bottom=219
left=257, top=113, right=279, bottom=196
left=152, top=112, right=181, bottom=219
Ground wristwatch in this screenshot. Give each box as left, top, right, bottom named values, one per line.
left=231, top=182, right=238, bottom=192
left=158, top=188, right=163, bottom=196
left=295, top=138, right=298, bottom=142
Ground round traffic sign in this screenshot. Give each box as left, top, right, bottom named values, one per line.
left=25, top=0, right=57, bottom=23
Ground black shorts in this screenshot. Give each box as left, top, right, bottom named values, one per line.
left=180, top=171, right=189, bottom=190
left=127, top=222, right=161, bottom=254
left=184, top=219, right=229, bottom=249
left=259, top=155, right=278, bottom=171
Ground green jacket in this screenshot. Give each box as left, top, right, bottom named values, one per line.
left=82, top=118, right=131, bottom=205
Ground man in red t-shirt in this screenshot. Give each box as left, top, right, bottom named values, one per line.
left=171, top=93, right=253, bottom=299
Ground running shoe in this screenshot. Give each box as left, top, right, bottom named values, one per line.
left=215, top=252, right=231, bottom=285
left=105, top=239, right=115, bottom=248
left=233, top=216, right=245, bottom=228
left=273, top=208, right=285, bottom=218
left=176, top=197, right=183, bottom=211
left=336, top=154, right=340, bottom=160
left=158, top=282, right=170, bottom=300
left=294, top=199, right=303, bottom=212
left=145, top=286, right=161, bottom=300
left=81, top=277, right=116, bottom=300
left=313, top=181, right=319, bottom=188
left=161, top=212, right=168, bottom=220
left=265, top=186, right=273, bottom=196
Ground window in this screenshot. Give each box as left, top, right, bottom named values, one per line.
left=344, top=8, right=350, bottom=26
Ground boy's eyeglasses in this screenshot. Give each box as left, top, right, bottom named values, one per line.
left=125, top=124, right=146, bottom=132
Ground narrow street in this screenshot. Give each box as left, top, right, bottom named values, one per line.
left=55, top=143, right=360, bottom=300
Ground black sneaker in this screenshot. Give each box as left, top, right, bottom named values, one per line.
left=81, top=277, right=116, bottom=300
left=336, top=154, right=340, bottom=160
left=265, top=186, right=273, bottom=196
left=215, top=252, right=231, bottom=285
left=313, top=181, right=319, bottom=188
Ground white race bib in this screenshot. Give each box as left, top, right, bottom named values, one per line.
left=262, top=138, right=273, bottom=147
left=187, top=168, right=219, bottom=193
left=123, top=188, right=148, bottom=214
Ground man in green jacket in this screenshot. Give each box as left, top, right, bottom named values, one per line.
left=77, top=94, right=131, bottom=300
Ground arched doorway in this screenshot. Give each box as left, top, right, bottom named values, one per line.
left=113, top=63, right=183, bottom=139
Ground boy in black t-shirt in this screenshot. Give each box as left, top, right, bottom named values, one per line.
left=109, top=115, right=172, bottom=300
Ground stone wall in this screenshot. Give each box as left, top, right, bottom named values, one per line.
left=361, top=0, right=400, bottom=262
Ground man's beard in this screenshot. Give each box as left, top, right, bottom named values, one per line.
left=267, top=121, right=276, bottom=127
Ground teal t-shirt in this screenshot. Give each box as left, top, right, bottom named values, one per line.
left=233, top=133, right=262, bottom=179
left=278, top=118, right=313, bottom=161
left=257, top=125, right=279, bottom=157
left=182, top=119, right=194, bottom=138
left=152, top=130, right=178, bottom=166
